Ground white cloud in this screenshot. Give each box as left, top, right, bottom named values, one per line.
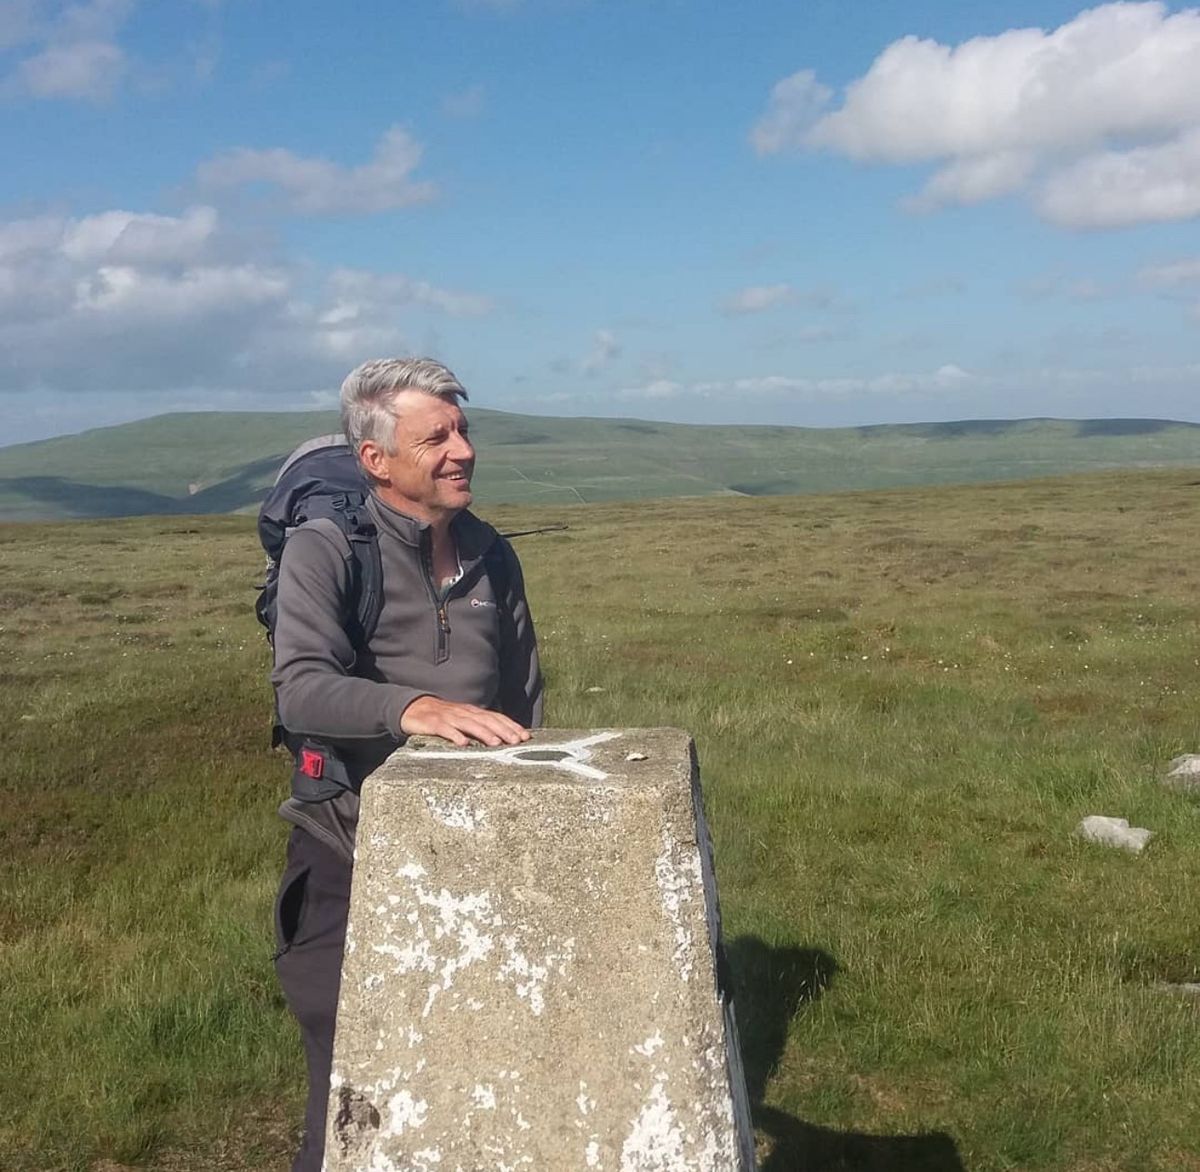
left=581, top=328, right=620, bottom=375
left=1137, top=257, right=1200, bottom=287
left=4, top=0, right=132, bottom=101
left=750, top=70, right=832, bottom=155
left=197, top=125, right=437, bottom=216
left=617, top=378, right=682, bottom=400
left=60, top=206, right=218, bottom=264
left=1036, top=127, right=1200, bottom=228
left=904, top=151, right=1034, bottom=213
left=619, top=364, right=978, bottom=403
left=0, top=204, right=494, bottom=400
left=721, top=283, right=794, bottom=314
left=17, top=37, right=123, bottom=97
left=73, top=263, right=288, bottom=317
left=323, top=268, right=494, bottom=323
left=753, top=2, right=1200, bottom=229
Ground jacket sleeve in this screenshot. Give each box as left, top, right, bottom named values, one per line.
left=270, top=523, right=427, bottom=739
left=495, top=538, right=544, bottom=728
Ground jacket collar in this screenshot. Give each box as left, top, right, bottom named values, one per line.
left=366, top=493, right=497, bottom=561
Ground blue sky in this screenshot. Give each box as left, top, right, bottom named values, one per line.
left=2, top=0, right=1199, bottom=445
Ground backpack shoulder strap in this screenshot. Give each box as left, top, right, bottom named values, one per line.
left=303, top=498, right=383, bottom=652
left=482, top=536, right=516, bottom=647
left=346, top=517, right=384, bottom=650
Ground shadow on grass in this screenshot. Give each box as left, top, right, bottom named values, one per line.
left=0, top=453, right=288, bottom=519
left=187, top=454, right=291, bottom=512
left=0, top=475, right=183, bottom=517
left=728, top=936, right=966, bottom=1172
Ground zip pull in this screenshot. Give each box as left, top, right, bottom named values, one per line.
left=437, top=604, right=451, bottom=634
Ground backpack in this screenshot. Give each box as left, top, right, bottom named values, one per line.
left=256, top=434, right=513, bottom=798
left=256, top=434, right=383, bottom=657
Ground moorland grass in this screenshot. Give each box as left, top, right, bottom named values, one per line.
left=3, top=470, right=1200, bottom=1170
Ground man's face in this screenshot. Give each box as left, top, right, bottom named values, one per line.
left=364, top=389, right=475, bottom=523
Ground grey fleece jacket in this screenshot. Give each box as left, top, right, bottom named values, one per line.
left=270, top=493, right=542, bottom=859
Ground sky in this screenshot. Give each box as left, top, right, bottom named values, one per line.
left=2, top=0, right=1200, bottom=445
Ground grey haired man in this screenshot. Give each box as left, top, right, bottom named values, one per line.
left=270, top=357, right=542, bottom=1171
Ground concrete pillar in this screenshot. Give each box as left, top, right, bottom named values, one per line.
left=324, top=728, right=755, bottom=1172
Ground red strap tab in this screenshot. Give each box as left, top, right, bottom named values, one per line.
left=300, top=749, right=324, bottom=780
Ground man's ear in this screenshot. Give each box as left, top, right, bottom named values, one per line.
left=358, top=439, right=388, bottom=483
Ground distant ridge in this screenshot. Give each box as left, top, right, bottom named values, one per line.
left=2, top=409, right=1199, bottom=520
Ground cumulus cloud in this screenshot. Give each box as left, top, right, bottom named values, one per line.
left=752, top=2, right=1200, bottom=229
left=0, top=204, right=494, bottom=401
left=197, top=125, right=437, bottom=216
left=1036, top=127, right=1200, bottom=228
left=618, top=364, right=977, bottom=402
left=1137, top=257, right=1200, bottom=287
left=61, top=205, right=219, bottom=264
left=4, top=0, right=132, bottom=101
left=581, top=328, right=620, bottom=375
left=721, top=284, right=794, bottom=315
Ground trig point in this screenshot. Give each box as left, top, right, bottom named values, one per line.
left=324, top=727, right=755, bottom=1171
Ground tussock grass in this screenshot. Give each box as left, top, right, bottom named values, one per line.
left=3, top=471, right=1200, bottom=1169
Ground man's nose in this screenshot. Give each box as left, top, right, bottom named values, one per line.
left=450, top=430, right=474, bottom=461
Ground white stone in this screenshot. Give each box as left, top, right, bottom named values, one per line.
left=1075, top=815, right=1154, bottom=853
left=1164, top=754, right=1200, bottom=793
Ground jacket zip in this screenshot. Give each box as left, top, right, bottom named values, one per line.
left=418, top=534, right=451, bottom=664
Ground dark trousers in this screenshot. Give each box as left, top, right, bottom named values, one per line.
left=274, top=827, right=352, bottom=1172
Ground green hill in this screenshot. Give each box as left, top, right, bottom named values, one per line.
left=2, top=409, right=1200, bottom=519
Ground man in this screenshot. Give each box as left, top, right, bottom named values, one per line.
left=269, top=357, right=542, bottom=1172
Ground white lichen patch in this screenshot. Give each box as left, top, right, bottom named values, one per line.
left=620, top=1080, right=686, bottom=1171
left=633, top=1032, right=665, bottom=1058
left=654, top=827, right=702, bottom=983
left=586, top=1139, right=602, bottom=1168
left=421, top=787, right=487, bottom=831
left=383, top=1089, right=428, bottom=1138
left=576, top=1082, right=596, bottom=1117
left=496, top=934, right=575, bottom=1016
left=372, top=859, right=500, bottom=1008
left=372, top=935, right=434, bottom=975
left=471, top=1083, right=497, bottom=1110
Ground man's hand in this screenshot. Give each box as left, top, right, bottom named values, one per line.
left=400, top=696, right=531, bottom=748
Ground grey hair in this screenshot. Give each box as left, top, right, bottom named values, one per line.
left=340, top=357, right=469, bottom=457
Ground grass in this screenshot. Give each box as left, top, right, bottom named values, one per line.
left=3, top=469, right=1200, bottom=1169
